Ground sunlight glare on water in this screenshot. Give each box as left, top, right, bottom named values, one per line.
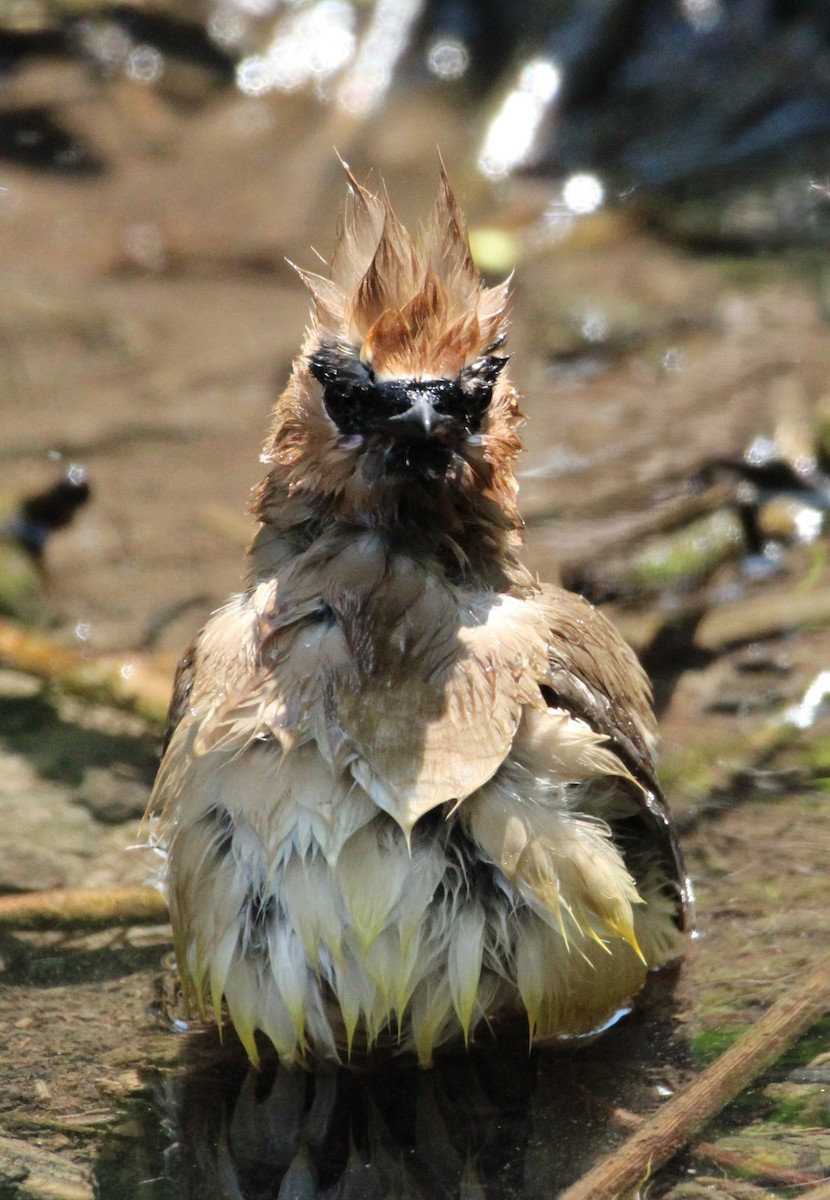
left=478, top=58, right=561, bottom=180
left=785, top=670, right=830, bottom=730
left=562, top=172, right=605, bottom=215
left=336, top=0, right=422, bottom=115
left=680, top=0, right=723, bottom=32
left=236, top=0, right=356, bottom=96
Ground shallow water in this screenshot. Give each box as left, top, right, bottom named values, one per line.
left=96, top=1007, right=690, bottom=1200
left=1, top=12, right=830, bottom=1200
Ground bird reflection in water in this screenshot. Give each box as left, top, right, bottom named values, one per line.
left=157, top=978, right=688, bottom=1200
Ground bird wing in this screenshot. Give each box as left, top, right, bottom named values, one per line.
left=161, top=638, right=198, bottom=755
left=535, top=585, right=693, bottom=930
left=538, top=585, right=658, bottom=783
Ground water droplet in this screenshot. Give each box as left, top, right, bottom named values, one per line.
left=127, top=44, right=164, bottom=86
left=426, top=37, right=469, bottom=81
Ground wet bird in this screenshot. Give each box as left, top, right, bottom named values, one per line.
left=148, top=170, right=692, bottom=1067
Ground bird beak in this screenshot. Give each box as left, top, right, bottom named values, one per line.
left=382, top=396, right=452, bottom=441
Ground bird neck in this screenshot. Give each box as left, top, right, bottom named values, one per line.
left=248, top=471, right=534, bottom=594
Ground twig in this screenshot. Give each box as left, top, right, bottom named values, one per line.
left=694, top=1141, right=820, bottom=1189
left=610, top=1111, right=822, bottom=1189
left=0, top=1132, right=94, bottom=1200
left=690, top=1179, right=781, bottom=1199
left=0, top=618, right=172, bottom=726
left=798, top=1180, right=830, bottom=1200
left=558, top=951, right=830, bottom=1200
left=0, top=886, right=168, bottom=931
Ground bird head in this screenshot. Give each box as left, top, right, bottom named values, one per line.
left=254, top=170, right=524, bottom=540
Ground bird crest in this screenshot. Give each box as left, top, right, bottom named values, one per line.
left=294, top=168, right=509, bottom=380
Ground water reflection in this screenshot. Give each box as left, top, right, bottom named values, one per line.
left=101, top=979, right=689, bottom=1200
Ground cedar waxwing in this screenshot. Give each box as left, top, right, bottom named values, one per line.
left=148, top=170, right=692, bottom=1068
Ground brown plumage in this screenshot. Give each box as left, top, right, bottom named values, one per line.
left=148, top=169, right=692, bottom=1067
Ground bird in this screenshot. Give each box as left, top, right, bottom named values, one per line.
left=147, top=168, right=693, bottom=1069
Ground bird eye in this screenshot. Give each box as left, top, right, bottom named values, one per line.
left=457, top=355, right=509, bottom=417
left=308, top=342, right=405, bottom=435
left=308, top=342, right=371, bottom=391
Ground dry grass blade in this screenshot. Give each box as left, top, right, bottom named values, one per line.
left=558, top=951, right=830, bottom=1200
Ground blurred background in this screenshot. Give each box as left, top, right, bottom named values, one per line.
left=1, top=2, right=830, bottom=1197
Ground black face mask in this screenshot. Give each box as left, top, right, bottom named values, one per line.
left=308, top=341, right=509, bottom=441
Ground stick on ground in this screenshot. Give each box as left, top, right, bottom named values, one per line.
left=559, top=951, right=830, bottom=1200
left=0, top=885, right=168, bottom=931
